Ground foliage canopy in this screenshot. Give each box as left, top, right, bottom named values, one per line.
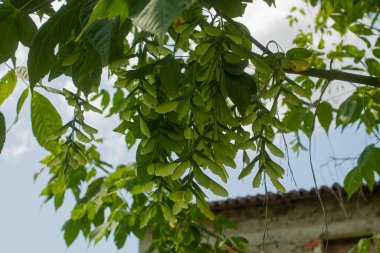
left=0, top=0, right=379, bottom=252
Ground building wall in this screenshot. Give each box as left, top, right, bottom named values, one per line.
left=219, top=193, right=380, bottom=252
left=139, top=192, right=380, bottom=252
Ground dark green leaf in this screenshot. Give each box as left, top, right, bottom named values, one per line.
left=63, top=220, right=80, bottom=247
left=159, top=56, right=182, bottom=97
left=317, top=101, right=333, bottom=132
left=114, top=222, right=130, bottom=249
left=16, top=11, right=37, bottom=47
left=366, top=58, right=380, bottom=77
left=223, top=72, right=257, bottom=115
left=134, top=0, right=194, bottom=38
left=286, top=48, right=312, bottom=59
left=0, top=6, right=18, bottom=64
left=262, top=0, right=276, bottom=7
left=71, top=41, right=102, bottom=94
left=0, top=111, right=5, bottom=153
left=212, top=0, right=248, bottom=18
left=357, top=144, right=380, bottom=189
left=222, top=60, right=248, bottom=75
left=344, top=166, right=362, bottom=199
left=373, top=49, right=380, bottom=59
left=28, top=0, right=84, bottom=88
left=127, top=0, right=150, bottom=17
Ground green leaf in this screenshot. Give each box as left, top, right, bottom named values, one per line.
left=373, top=49, right=380, bottom=59
left=366, top=58, right=380, bottom=77
left=161, top=204, right=175, bottom=222
left=209, top=180, right=228, bottom=197
left=80, top=1, right=117, bottom=66
left=76, top=130, right=91, bottom=143
left=357, top=144, right=380, bottom=189
left=155, top=163, right=178, bottom=177
left=0, top=70, right=17, bottom=106
left=16, top=11, right=37, bottom=47
left=252, top=171, right=262, bottom=188
left=286, top=48, right=312, bottom=59
left=0, top=111, right=5, bottom=153
left=203, top=158, right=228, bottom=183
left=358, top=238, right=371, bottom=253
left=317, top=101, right=333, bottom=132
left=250, top=55, right=272, bottom=73
left=196, top=198, right=214, bottom=220
left=263, top=0, right=276, bottom=7
left=159, top=56, right=182, bottom=97
left=114, top=222, right=130, bottom=249
left=16, top=88, right=29, bottom=115
left=63, top=220, right=80, bottom=247
left=266, top=142, right=285, bottom=158
left=172, top=160, right=190, bottom=180
left=212, top=0, right=248, bottom=18
left=140, top=119, right=151, bottom=138
left=78, top=0, right=129, bottom=40
left=0, top=6, right=18, bottom=64
left=193, top=165, right=210, bottom=189
left=31, top=92, right=63, bottom=154
left=272, top=179, right=286, bottom=193
left=155, top=101, right=178, bottom=114
left=28, top=0, right=84, bottom=88
left=71, top=41, right=102, bottom=94
left=90, top=222, right=110, bottom=243
left=239, top=156, right=259, bottom=180
left=223, top=72, right=257, bottom=115
left=140, top=206, right=153, bottom=228
left=133, top=0, right=194, bottom=38
left=344, top=166, right=362, bottom=199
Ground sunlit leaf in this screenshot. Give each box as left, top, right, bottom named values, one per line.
left=31, top=92, right=63, bottom=153
left=0, top=70, right=17, bottom=106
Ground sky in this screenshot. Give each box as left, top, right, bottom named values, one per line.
left=0, top=1, right=376, bottom=253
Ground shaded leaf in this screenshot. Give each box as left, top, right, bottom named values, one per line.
left=134, top=0, right=194, bottom=38
left=0, top=111, right=5, bottom=153
left=344, top=166, right=362, bottom=199
left=28, top=0, right=84, bottom=87
left=0, top=6, right=18, bottom=64
left=286, top=47, right=312, bottom=59
left=16, top=11, right=37, bottom=47
left=317, top=101, right=333, bottom=132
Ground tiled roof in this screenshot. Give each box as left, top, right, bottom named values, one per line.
left=209, top=182, right=380, bottom=211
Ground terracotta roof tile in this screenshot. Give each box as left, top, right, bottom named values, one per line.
left=209, top=182, right=380, bottom=211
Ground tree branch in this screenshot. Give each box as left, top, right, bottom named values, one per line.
left=222, top=15, right=380, bottom=88
left=287, top=68, right=380, bottom=88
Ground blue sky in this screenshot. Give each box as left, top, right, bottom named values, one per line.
left=0, top=1, right=376, bottom=252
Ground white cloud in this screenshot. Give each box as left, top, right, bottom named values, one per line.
left=2, top=125, right=35, bottom=159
